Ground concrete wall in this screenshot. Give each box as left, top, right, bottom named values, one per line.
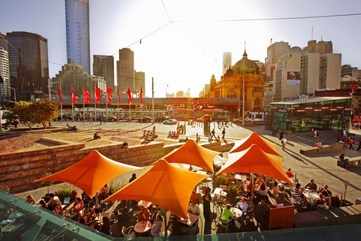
left=0, top=140, right=233, bottom=194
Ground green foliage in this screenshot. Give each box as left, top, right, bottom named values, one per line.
left=12, top=100, right=59, bottom=129
left=12, top=101, right=34, bottom=128
left=31, top=100, right=59, bottom=128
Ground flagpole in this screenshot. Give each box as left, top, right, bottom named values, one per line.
left=94, top=101, right=97, bottom=122
left=106, top=100, right=108, bottom=122
left=60, top=103, right=63, bottom=122
left=152, top=77, right=155, bottom=123
left=83, top=97, right=85, bottom=122
left=72, top=102, right=74, bottom=122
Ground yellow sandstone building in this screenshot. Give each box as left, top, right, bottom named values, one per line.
left=204, top=50, right=265, bottom=112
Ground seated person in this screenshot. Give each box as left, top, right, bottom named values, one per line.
left=93, top=132, right=101, bottom=140
left=337, top=154, right=349, bottom=168
left=305, top=179, right=317, bottom=191
left=150, top=213, right=163, bottom=237
left=137, top=206, right=151, bottom=222
left=26, top=195, right=36, bottom=205
left=236, top=196, right=248, bottom=213
left=292, top=183, right=306, bottom=208
left=53, top=202, right=63, bottom=215
left=286, top=168, right=294, bottom=179
left=275, top=185, right=291, bottom=205
left=319, top=185, right=332, bottom=208
left=73, top=197, right=84, bottom=214
left=220, top=204, right=233, bottom=224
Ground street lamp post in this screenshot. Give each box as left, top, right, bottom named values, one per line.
left=242, top=73, right=245, bottom=126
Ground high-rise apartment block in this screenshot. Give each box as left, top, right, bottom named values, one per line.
left=93, top=55, right=114, bottom=88
left=0, top=33, right=10, bottom=101
left=65, top=0, right=91, bottom=73
left=117, top=48, right=134, bottom=93
left=7, top=31, right=49, bottom=100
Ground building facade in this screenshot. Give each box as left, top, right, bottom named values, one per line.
left=65, top=0, right=91, bottom=73
left=0, top=33, right=10, bottom=101
left=117, top=48, right=134, bottom=93
left=204, top=50, right=265, bottom=113
left=265, top=40, right=341, bottom=103
left=134, top=71, right=145, bottom=93
left=52, top=63, right=93, bottom=103
left=273, top=47, right=302, bottom=101
left=92, top=75, right=106, bottom=92
left=7, top=31, right=49, bottom=100
left=222, top=52, right=232, bottom=74
left=93, top=55, right=114, bottom=88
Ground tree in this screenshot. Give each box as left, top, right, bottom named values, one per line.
left=31, top=100, right=59, bottom=128
left=12, top=101, right=34, bottom=128
left=12, top=100, right=59, bottom=129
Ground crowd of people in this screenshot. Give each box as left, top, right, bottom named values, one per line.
left=23, top=166, right=343, bottom=239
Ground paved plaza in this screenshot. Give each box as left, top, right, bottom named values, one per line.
left=2, top=121, right=361, bottom=203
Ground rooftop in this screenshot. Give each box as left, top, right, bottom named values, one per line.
left=271, top=96, right=351, bottom=106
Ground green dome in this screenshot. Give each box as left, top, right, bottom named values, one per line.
left=232, top=50, right=259, bottom=74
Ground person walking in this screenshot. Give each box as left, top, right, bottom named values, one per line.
left=281, top=136, right=287, bottom=150
left=222, top=127, right=226, bottom=140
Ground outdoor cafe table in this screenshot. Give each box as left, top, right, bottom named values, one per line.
left=134, top=221, right=152, bottom=236
left=178, top=213, right=199, bottom=226
left=303, top=190, right=321, bottom=206
left=231, top=207, right=243, bottom=218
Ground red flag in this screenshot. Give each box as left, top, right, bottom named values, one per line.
left=95, top=85, right=101, bottom=104
left=57, top=83, right=63, bottom=104
left=139, top=88, right=144, bottom=104
left=127, top=87, right=132, bottom=105
left=71, top=89, right=78, bottom=105
left=83, top=89, right=90, bottom=104
left=106, top=87, right=113, bottom=105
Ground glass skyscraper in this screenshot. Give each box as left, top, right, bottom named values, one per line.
left=65, top=0, right=90, bottom=74
left=7, top=32, right=49, bottom=100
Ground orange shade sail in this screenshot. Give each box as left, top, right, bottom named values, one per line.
left=230, top=132, right=281, bottom=157
left=37, top=150, right=138, bottom=197
left=106, top=159, right=207, bottom=218
left=217, top=144, right=292, bottom=184
left=162, top=139, right=218, bottom=172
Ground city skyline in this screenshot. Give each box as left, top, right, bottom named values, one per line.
left=0, top=0, right=360, bottom=97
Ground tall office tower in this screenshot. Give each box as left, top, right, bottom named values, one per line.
left=300, top=40, right=341, bottom=95
left=134, top=71, right=145, bottom=93
left=0, top=33, right=10, bottom=101
left=222, top=52, right=232, bottom=74
left=7, top=31, right=49, bottom=100
left=65, top=0, right=90, bottom=73
left=117, top=48, right=134, bottom=93
left=93, top=55, right=115, bottom=88
left=265, top=41, right=290, bottom=82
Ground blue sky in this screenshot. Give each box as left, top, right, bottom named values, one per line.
left=0, top=0, right=361, bottom=96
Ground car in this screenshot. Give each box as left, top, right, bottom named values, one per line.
left=162, top=119, right=177, bottom=125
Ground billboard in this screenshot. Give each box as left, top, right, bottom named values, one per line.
left=287, top=71, right=301, bottom=86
